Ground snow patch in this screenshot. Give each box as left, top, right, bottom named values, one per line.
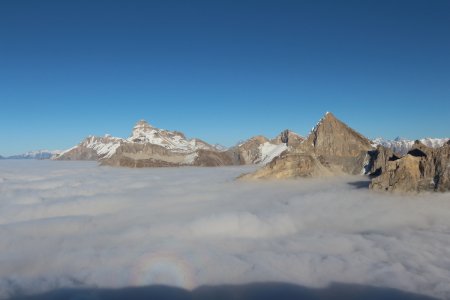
left=257, top=142, right=288, bottom=165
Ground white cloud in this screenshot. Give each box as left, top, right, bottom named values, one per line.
left=0, top=160, right=450, bottom=299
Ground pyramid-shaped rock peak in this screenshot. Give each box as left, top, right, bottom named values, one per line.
left=306, top=112, right=372, bottom=156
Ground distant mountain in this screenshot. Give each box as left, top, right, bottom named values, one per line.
left=56, top=120, right=301, bottom=167
left=56, top=120, right=219, bottom=162
left=6, top=150, right=62, bottom=160
left=128, top=120, right=216, bottom=152
left=56, top=120, right=233, bottom=167
left=372, top=137, right=449, bottom=155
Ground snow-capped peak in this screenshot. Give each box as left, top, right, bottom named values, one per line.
left=128, top=120, right=214, bottom=152
left=372, top=137, right=449, bottom=155
left=7, top=149, right=63, bottom=160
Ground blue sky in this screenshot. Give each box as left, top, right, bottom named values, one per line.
left=1, top=0, right=449, bottom=155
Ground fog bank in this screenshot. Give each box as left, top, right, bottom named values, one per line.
left=0, top=160, right=449, bottom=299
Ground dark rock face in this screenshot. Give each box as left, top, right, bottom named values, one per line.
left=369, top=141, right=450, bottom=192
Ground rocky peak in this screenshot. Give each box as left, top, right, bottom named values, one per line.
left=306, top=112, right=372, bottom=155
left=132, top=120, right=153, bottom=135
left=271, top=130, right=304, bottom=147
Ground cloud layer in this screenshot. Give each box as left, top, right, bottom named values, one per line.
left=1, top=160, right=450, bottom=299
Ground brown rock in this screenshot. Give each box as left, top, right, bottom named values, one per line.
left=367, top=145, right=401, bottom=177
left=300, top=112, right=373, bottom=174
left=370, top=141, right=450, bottom=192
left=194, top=150, right=235, bottom=167
left=240, top=152, right=332, bottom=179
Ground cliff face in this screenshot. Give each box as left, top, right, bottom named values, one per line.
left=370, top=141, right=450, bottom=192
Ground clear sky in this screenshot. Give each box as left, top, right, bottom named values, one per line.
left=1, top=0, right=449, bottom=156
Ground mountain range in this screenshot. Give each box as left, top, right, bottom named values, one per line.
left=2, top=114, right=449, bottom=192
left=3, top=124, right=446, bottom=163
left=0, top=150, right=62, bottom=160
left=54, top=120, right=299, bottom=167
left=242, top=112, right=449, bottom=193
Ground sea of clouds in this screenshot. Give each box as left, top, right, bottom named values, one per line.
left=0, top=160, right=450, bottom=299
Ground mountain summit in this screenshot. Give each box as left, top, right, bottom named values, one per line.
left=56, top=120, right=219, bottom=165
left=303, top=112, right=372, bottom=169
left=128, top=120, right=213, bottom=152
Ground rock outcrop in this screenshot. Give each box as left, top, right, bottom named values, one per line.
left=242, top=112, right=373, bottom=179
left=271, top=130, right=304, bottom=147
left=369, top=141, right=450, bottom=192
left=366, top=146, right=401, bottom=177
